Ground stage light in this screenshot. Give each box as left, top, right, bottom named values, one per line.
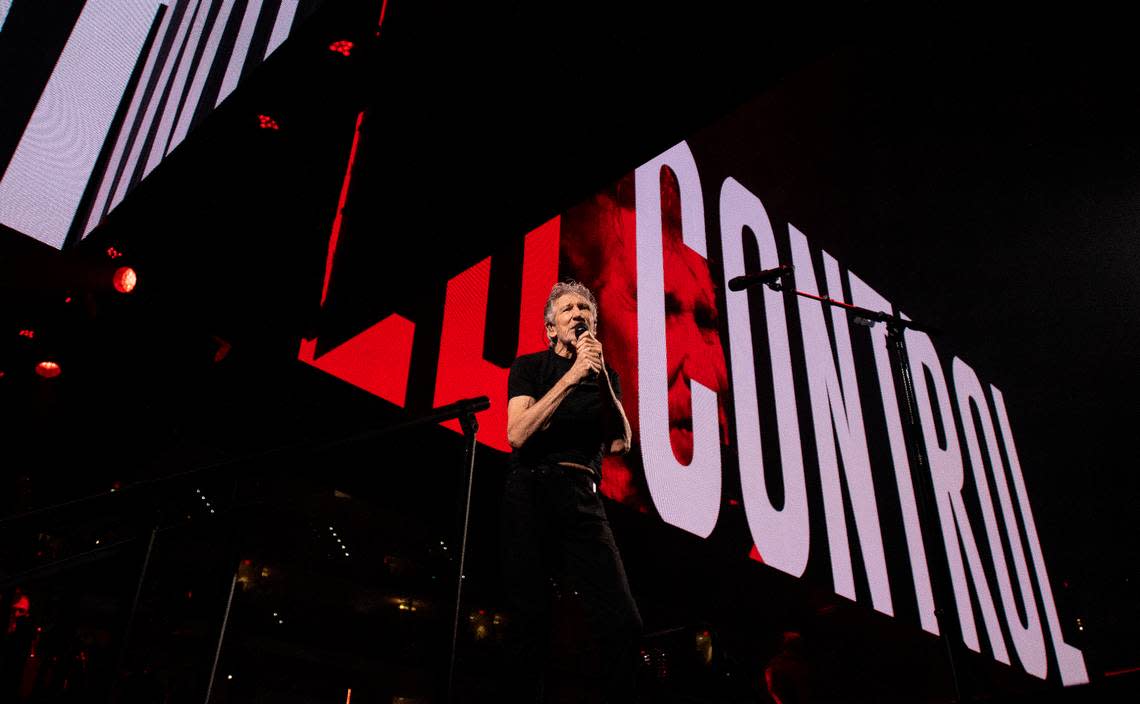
left=694, top=628, right=713, bottom=666
left=211, top=336, right=232, bottom=363
left=35, top=361, right=61, bottom=378
left=257, top=114, right=280, bottom=131
left=106, top=246, right=123, bottom=259
left=19, top=329, right=34, bottom=339
left=112, top=266, right=137, bottom=294
left=329, top=40, right=354, bottom=56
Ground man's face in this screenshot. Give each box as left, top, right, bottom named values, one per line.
left=659, top=242, right=728, bottom=464
left=566, top=173, right=728, bottom=466
left=561, top=170, right=729, bottom=506
left=545, top=292, right=596, bottom=353
left=596, top=237, right=727, bottom=465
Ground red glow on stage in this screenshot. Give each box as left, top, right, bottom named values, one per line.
left=7, top=594, right=30, bottom=634
left=18, top=329, right=34, bottom=339
left=320, top=111, right=366, bottom=306
left=112, top=266, right=137, bottom=293
left=212, top=336, right=232, bottom=363
left=257, top=114, right=280, bottom=130
left=36, top=361, right=61, bottom=378
left=106, top=246, right=123, bottom=259
left=329, top=40, right=354, bottom=56
left=433, top=217, right=559, bottom=451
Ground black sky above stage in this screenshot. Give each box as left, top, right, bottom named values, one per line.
left=1, top=2, right=1137, bottom=701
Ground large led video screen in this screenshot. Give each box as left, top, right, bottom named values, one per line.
left=0, top=0, right=323, bottom=249
left=298, top=96, right=1094, bottom=691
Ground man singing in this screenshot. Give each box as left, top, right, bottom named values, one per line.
left=503, top=280, right=642, bottom=701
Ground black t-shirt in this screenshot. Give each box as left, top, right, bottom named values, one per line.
left=507, top=348, right=621, bottom=477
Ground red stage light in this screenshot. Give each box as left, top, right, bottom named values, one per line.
left=211, top=336, right=232, bottom=363
left=106, top=246, right=123, bottom=259
left=112, top=266, right=137, bottom=293
left=18, top=329, right=34, bottom=339
left=257, top=114, right=280, bottom=130
left=329, top=40, right=354, bottom=56
left=36, top=361, right=61, bottom=379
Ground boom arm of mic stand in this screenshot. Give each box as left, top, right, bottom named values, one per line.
left=785, top=288, right=941, bottom=336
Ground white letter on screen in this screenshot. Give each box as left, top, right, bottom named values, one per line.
left=216, top=0, right=264, bottom=106
left=953, top=359, right=1047, bottom=678
left=991, top=387, right=1089, bottom=685
left=106, top=0, right=201, bottom=215
left=907, top=330, right=1009, bottom=662
left=719, top=177, right=808, bottom=576
left=80, top=4, right=176, bottom=239
left=265, top=0, right=299, bottom=57
left=789, top=232, right=892, bottom=614
left=635, top=141, right=721, bottom=538
left=0, top=1, right=13, bottom=33
left=166, top=0, right=240, bottom=156
left=0, top=0, right=163, bottom=248
left=848, top=274, right=938, bottom=633
left=142, top=0, right=214, bottom=177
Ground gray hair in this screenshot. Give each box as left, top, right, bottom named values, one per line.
left=544, top=280, right=598, bottom=346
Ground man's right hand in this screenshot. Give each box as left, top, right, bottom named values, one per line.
left=567, top=336, right=602, bottom=384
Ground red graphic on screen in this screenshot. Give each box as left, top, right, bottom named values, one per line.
left=749, top=544, right=765, bottom=563
left=301, top=212, right=559, bottom=450
left=298, top=314, right=415, bottom=407
left=433, top=218, right=560, bottom=451
left=561, top=170, right=729, bottom=509
left=321, top=111, right=366, bottom=306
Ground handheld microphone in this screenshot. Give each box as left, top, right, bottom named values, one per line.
left=573, top=322, right=597, bottom=381
left=727, top=264, right=794, bottom=292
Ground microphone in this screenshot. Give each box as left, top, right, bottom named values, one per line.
left=727, top=264, right=794, bottom=292
left=573, top=322, right=597, bottom=382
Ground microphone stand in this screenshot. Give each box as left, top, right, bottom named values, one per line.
left=311, top=394, right=490, bottom=703
left=759, top=277, right=962, bottom=703
left=448, top=398, right=485, bottom=703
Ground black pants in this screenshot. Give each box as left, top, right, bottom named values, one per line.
left=501, top=464, right=642, bottom=702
